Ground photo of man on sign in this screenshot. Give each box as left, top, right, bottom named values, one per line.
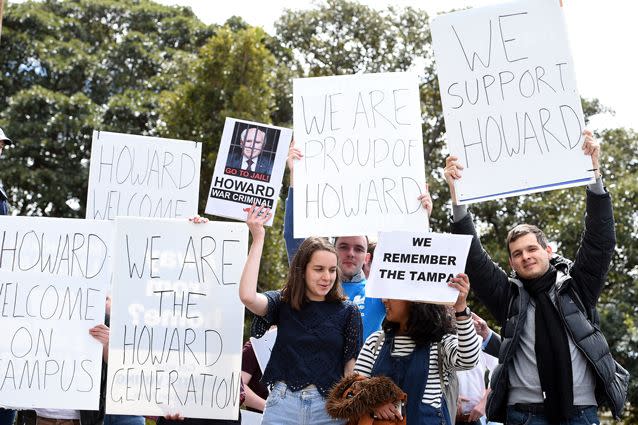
left=225, top=123, right=280, bottom=183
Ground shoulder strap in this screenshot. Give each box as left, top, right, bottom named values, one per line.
left=372, top=331, right=385, bottom=357
left=437, top=342, right=445, bottom=389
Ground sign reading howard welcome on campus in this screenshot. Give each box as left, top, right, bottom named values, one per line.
left=86, top=131, right=202, bottom=220
left=292, top=72, right=427, bottom=237
left=366, top=231, right=472, bottom=304
left=205, top=118, right=292, bottom=225
left=106, top=218, right=247, bottom=419
left=0, top=217, right=112, bottom=410
left=431, top=0, right=594, bottom=204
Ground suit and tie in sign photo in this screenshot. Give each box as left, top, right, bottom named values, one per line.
left=225, top=125, right=277, bottom=181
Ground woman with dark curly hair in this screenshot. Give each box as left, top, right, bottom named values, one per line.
left=353, top=274, right=480, bottom=425
left=239, top=204, right=363, bottom=425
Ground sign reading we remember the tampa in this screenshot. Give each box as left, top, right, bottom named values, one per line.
left=292, top=72, right=427, bottom=238
left=431, top=0, right=594, bottom=204
left=106, top=218, right=247, bottom=419
left=86, top=131, right=202, bottom=220
left=366, top=231, right=472, bottom=304
left=0, top=216, right=112, bottom=410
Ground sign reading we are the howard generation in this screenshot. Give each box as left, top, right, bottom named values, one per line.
left=431, top=0, right=594, bottom=204
left=293, top=72, right=427, bottom=237
left=106, top=218, right=247, bottom=419
left=0, top=217, right=112, bottom=410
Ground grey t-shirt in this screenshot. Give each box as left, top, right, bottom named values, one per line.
left=506, top=287, right=597, bottom=406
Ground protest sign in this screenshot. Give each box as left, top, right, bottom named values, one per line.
left=241, top=410, right=263, bottom=425
left=0, top=217, right=112, bottom=409
left=86, top=131, right=202, bottom=220
left=106, top=218, right=247, bottom=419
left=366, top=231, right=472, bottom=304
left=292, top=72, right=427, bottom=237
left=431, top=0, right=595, bottom=204
left=205, top=118, right=292, bottom=225
left=249, top=327, right=277, bottom=374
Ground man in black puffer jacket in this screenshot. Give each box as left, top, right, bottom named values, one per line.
left=444, top=129, right=628, bottom=424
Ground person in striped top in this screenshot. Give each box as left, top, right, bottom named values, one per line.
left=354, top=273, right=481, bottom=425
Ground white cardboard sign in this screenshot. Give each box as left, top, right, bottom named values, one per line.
left=249, top=327, right=277, bottom=374
left=106, top=218, right=247, bottom=419
left=205, top=118, right=292, bottom=225
left=366, top=231, right=472, bottom=304
left=431, top=0, right=595, bottom=204
left=292, top=72, right=427, bottom=237
left=0, top=217, right=112, bottom=410
left=86, top=131, right=202, bottom=220
left=241, top=410, right=263, bottom=425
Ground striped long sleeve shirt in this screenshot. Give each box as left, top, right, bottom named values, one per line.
left=353, top=317, right=481, bottom=408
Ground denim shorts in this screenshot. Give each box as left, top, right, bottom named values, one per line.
left=261, top=382, right=345, bottom=425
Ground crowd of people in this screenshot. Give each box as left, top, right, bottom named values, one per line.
left=0, top=124, right=627, bottom=425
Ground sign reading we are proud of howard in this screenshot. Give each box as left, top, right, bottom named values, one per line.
left=366, top=232, right=472, bottom=304
left=205, top=118, right=292, bottom=226
left=86, top=131, right=202, bottom=220
left=431, top=0, right=595, bottom=204
left=106, top=218, right=247, bottom=419
left=293, top=73, right=427, bottom=238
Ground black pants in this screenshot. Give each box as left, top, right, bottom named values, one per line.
left=157, top=415, right=240, bottom=425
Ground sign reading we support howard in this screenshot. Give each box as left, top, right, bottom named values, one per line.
left=431, top=0, right=595, bottom=204
left=0, top=217, right=112, bottom=410
left=106, top=218, right=247, bottom=419
left=366, top=231, right=472, bottom=304
left=292, top=73, right=427, bottom=238
left=205, top=118, right=292, bottom=225
left=86, top=131, right=202, bottom=220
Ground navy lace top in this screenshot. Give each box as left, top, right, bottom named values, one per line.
left=251, top=290, right=363, bottom=396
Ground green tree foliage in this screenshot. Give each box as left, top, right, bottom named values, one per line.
left=0, top=0, right=213, bottom=216
left=274, top=0, right=446, bottom=223
left=158, top=24, right=288, bottom=302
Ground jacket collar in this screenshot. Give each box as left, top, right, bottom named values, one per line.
left=509, top=254, right=572, bottom=290
left=344, top=269, right=366, bottom=283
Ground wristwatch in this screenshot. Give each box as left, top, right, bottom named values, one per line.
left=454, top=306, right=471, bottom=318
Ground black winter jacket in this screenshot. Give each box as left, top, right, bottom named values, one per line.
left=451, top=188, right=628, bottom=421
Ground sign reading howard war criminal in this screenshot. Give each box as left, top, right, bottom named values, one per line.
left=106, top=218, right=247, bottom=419
left=86, top=131, right=202, bottom=220
left=366, top=231, right=472, bottom=304
left=205, top=118, right=292, bottom=225
left=293, top=73, right=427, bottom=237
left=0, top=217, right=112, bottom=409
left=431, top=0, right=594, bottom=204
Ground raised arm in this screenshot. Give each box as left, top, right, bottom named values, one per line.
left=570, top=130, right=615, bottom=306
left=445, top=156, right=511, bottom=324
left=445, top=274, right=481, bottom=371
left=283, top=139, right=305, bottom=264
left=239, top=205, right=272, bottom=317
left=417, top=182, right=433, bottom=228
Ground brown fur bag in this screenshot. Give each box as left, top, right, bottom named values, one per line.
left=326, top=373, right=407, bottom=425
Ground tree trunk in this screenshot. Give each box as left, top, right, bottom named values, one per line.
left=0, top=0, right=5, bottom=44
